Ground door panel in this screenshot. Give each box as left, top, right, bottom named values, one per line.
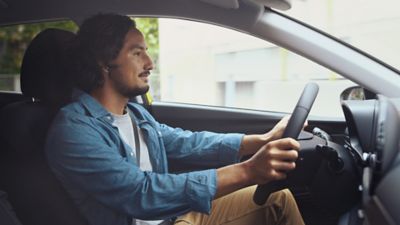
left=151, top=101, right=347, bottom=139
left=0, top=92, right=27, bottom=109
left=151, top=101, right=348, bottom=225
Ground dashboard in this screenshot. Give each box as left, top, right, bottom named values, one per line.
left=341, top=96, right=400, bottom=225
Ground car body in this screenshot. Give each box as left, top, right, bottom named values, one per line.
left=0, top=0, right=399, bottom=225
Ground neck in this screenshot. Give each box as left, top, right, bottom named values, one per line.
left=91, top=86, right=129, bottom=115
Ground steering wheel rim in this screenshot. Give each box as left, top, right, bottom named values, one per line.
left=253, top=82, right=319, bottom=205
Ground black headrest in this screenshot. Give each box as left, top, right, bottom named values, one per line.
left=20, top=28, right=76, bottom=106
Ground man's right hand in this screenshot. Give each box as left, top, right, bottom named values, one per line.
left=242, top=138, right=300, bottom=185
left=215, top=138, right=300, bottom=199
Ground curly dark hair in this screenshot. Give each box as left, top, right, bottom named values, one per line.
left=70, top=13, right=136, bottom=93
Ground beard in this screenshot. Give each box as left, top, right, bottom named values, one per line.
left=119, top=84, right=149, bottom=98
left=109, top=72, right=150, bottom=98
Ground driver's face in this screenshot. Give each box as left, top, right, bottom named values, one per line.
left=107, top=28, right=154, bottom=98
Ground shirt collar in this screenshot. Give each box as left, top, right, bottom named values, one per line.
left=72, top=89, right=112, bottom=119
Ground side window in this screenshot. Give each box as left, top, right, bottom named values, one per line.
left=0, top=20, right=78, bottom=92
left=149, top=18, right=355, bottom=118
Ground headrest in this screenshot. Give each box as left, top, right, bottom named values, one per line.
left=20, top=28, right=76, bottom=106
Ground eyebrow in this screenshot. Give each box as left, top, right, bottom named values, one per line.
left=129, top=44, right=148, bottom=51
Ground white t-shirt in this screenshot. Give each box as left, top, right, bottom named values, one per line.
left=112, top=110, right=162, bottom=225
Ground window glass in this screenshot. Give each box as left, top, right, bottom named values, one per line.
left=0, top=18, right=156, bottom=94
left=0, top=20, right=78, bottom=92
left=285, top=0, right=400, bottom=70
left=149, top=18, right=355, bottom=118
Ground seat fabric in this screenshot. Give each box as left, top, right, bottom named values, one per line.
left=0, top=28, right=88, bottom=225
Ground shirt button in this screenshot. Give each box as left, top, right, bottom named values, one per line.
left=130, top=152, right=134, bottom=156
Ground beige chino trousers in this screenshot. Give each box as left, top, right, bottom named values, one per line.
left=175, top=186, right=305, bottom=225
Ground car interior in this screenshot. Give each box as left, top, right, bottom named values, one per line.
left=0, top=28, right=87, bottom=225
left=0, top=0, right=400, bottom=225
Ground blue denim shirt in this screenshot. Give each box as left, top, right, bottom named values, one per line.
left=45, top=92, right=244, bottom=225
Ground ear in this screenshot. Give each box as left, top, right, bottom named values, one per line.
left=98, top=62, right=110, bottom=73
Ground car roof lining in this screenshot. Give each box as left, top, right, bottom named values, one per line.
left=0, top=0, right=7, bottom=9
left=0, top=0, right=262, bottom=27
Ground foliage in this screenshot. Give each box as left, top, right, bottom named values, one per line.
left=134, top=18, right=160, bottom=100
left=134, top=18, right=159, bottom=67
left=0, top=20, right=78, bottom=74
left=0, top=18, right=159, bottom=75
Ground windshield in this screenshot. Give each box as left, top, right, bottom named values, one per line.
left=285, top=0, right=400, bottom=70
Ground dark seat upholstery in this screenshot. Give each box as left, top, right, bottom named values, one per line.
left=0, top=29, right=88, bottom=225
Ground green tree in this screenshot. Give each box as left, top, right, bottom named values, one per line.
left=134, top=18, right=159, bottom=64
left=135, top=18, right=160, bottom=100
left=0, top=18, right=159, bottom=75
left=0, top=18, right=160, bottom=96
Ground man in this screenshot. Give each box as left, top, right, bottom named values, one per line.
left=45, top=13, right=305, bottom=225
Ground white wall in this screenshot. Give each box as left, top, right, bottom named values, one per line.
left=156, top=0, right=400, bottom=117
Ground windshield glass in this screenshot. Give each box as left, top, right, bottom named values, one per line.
left=285, top=0, right=400, bottom=70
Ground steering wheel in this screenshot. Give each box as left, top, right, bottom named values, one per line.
left=253, top=82, right=319, bottom=205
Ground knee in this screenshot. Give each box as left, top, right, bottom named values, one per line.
left=266, top=189, right=305, bottom=225
left=174, top=220, right=192, bottom=225
left=267, top=189, right=296, bottom=209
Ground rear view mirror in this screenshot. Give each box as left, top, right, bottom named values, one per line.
left=340, top=86, right=376, bottom=102
left=340, top=86, right=365, bottom=101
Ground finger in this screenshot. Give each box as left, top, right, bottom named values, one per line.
left=278, top=115, right=290, bottom=126
left=271, top=160, right=296, bottom=171
left=270, top=170, right=287, bottom=181
left=270, top=149, right=299, bottom=161
left=303, top=120, right=308, bottom=129
left=269, top=138, right=300, bottom=151
left=282, top=115, right=290, bottom=122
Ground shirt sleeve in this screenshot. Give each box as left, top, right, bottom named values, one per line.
left=158, top=122, right=245, bottom=167
left=45, top=115, right=217, bottom=220
left=132, top=103, right=245, bottom=169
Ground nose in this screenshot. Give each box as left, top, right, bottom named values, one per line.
left=144, top=52, right=154, bottom=71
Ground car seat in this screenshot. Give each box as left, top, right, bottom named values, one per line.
left=0, top=28, right=88, bottom=225
left=0, top=190, right=23, bottom=225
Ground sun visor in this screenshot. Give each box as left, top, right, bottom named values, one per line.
left=199, top=0, right=240, bottom=9
left=199, top=0, right=291, bottom=11
left=250, top=0, right=292, bottom=10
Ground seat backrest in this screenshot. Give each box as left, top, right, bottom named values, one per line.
left=0, top=28, right=88, bottom=225
left=0, top=190, right=23, bottom=225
